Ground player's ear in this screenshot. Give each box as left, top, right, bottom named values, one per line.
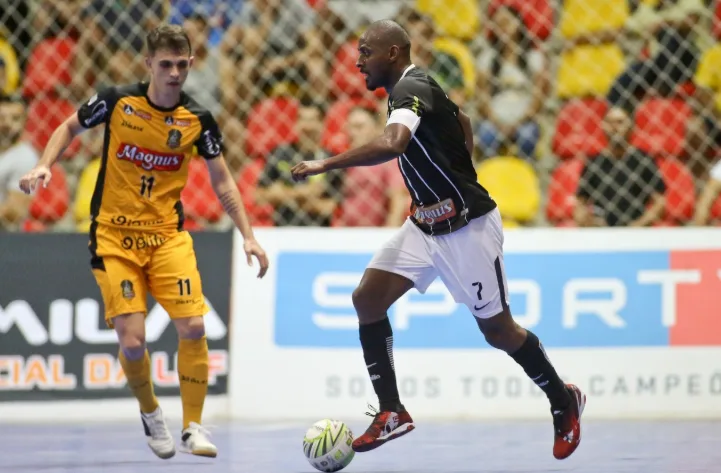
left=188, top=56, right=195, bottom=68
left=144, top=56, right=152, bottom=70
left=388, top=45, right=399, bottom=62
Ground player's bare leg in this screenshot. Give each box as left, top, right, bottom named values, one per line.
left=351, top=268, right=416, bottom=453
left=475, top=310, right=586, bottom=460
left=114, top=312, right=175, bottom=459
left=173, top=316, right=217, bottom=457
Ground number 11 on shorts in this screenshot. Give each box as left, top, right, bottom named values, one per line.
left=177, top=278, right=191, bottom=296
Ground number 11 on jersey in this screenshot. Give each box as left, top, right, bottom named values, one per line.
left=140, top=175, right=155, bottom=198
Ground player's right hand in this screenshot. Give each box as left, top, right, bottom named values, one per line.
left=19, top=165, right=52, bottom=195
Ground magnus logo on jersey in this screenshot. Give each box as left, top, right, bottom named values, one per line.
left=116, top=143, right=184, bottom=171
left=412, top=198, right=456, bottom=225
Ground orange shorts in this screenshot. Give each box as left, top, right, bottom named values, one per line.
left=90, top=225, right=208, bottom=327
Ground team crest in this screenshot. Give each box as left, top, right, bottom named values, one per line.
left=120, top=280, right=135, bottom=299
left=167, top=129, right=182, bottom=149
left=165, top=116, right=174, bottom=125
left=123, top=104, right=134, bottom=115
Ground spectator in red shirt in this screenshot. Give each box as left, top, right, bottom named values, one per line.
left=335, top=106, right=409, bottom=227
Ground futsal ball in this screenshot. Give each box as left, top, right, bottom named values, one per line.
left=302, top=419, right=355, bottom=472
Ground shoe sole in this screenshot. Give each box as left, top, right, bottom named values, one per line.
left=179, top=446, right=218, bottom=458
left=352, top=423, right=416, bottom=453
left=149, top=446, right=176, bottom=460
left=554, top=386, right=586, bottom=460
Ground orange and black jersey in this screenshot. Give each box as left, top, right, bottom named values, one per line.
left=77, top=82, right=223, bottom=235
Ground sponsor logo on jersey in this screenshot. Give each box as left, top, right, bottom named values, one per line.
left=165, top=116, right=190, bottom=127
left=110, top=215, right=165, bottom=227
left=165, top=116, right=174, bottom=125
left=123, top=104, right=134, bottom=115
left=121, top=119, right=144, bottom=132
left=412, top=198, right=457, bottom=225
left=135, top=110, right=152, bottom=120
left=116, top=143, right=184, bottom=171
left=166, top=129, right=182, bottom=149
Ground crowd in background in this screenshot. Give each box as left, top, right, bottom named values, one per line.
left=0, top=0, right=720, bottom=232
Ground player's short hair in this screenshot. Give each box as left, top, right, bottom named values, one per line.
left=146, top=24, right=192, bottom=57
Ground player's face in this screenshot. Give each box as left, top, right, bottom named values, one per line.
left=146, top=49, right=194, bottom=92
left=356, top=34, right=389, bottom=91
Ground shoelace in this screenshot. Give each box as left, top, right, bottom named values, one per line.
left=362, top=404, right=386, bottom=436
left=187, top=422, right=214, bottom=439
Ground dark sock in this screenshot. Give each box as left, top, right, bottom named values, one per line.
left=359, top=317, right=404, bottom=413
left=510, top=330, right=571, bottom=411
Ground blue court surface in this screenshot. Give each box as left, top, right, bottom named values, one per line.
left=2, top=420, right=718, bottom=472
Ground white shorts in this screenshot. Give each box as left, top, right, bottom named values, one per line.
left=367, top=207, right=510, bottom=319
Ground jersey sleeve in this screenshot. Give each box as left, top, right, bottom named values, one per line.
left=386, top=77, right=431, bottom=135
left=194, top=111, right=225, bottom=160
left=77, top=86, right=118, bottom=129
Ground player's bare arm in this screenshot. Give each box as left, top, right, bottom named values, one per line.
left=18, top=113, right=86, bottom=194
left=206, top=155, right=269, bottom=278
left=291, top=123, right=410, bottom=181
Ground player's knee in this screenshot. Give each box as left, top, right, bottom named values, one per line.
left=174, top=316, right=205, bottom=340
left=119, top=333, right=146, bottom=359
left=352, top=286, right=382, bottom=321
left=476, top=310, right=524, bottom=351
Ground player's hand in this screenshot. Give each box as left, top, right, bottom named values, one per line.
left=19, top=165, right=52, bottom=194
left=291, top=159, right=327, bottom=182
left=244, top=238, right=269, bottom=279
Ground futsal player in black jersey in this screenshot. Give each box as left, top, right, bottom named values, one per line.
left=291, top=20, right=585, bottom=460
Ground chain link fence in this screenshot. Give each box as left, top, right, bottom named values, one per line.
left=0, top=0, right=719, bottom=231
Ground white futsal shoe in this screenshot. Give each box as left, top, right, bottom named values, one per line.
left=180, top=422, right=218, bottom=458
left=140, top=407, right=176, bottom=459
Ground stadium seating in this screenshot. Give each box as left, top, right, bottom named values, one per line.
left=27, top=164, right=69, bottom=229
left=487, top=0, right=553, bottom=41
left=415, top=0, right=480, bottom=41
left=551, top=98, right=608, bottom=160
left=25, top=97, right=80, bottom=155
left=236, top=159, right=274, bottom=227
left=0, top=38, right=20, bottom=94
left=181, top=157, right=224, bottom=229
left=559, top=0, right=629, bottom=38
left=321, top=97, right=379, bottom=155
left=656, top=157, right=696, bottom=224
left=556, top=44, right=626, bottom=98
left=21, top=37, right=76, bottom=100
left=432, top=37, right=476, bottom=95
left=476, top=156, right=541, bottom=225
left=546, top=158, right=584, bottom=225
left=244, top=97, right=299, bottom=159
left=631, top=98, right=692, bottom=158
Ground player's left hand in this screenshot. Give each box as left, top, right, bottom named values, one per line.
left=244, top=238, right=269, bottom=278
left=291, top=159, right=327, bottom=182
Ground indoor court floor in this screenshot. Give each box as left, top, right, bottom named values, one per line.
left=1, top=420, right=717, bottom=472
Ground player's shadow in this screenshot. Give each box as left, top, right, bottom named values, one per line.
left=7, top=459, right=207, bottom=471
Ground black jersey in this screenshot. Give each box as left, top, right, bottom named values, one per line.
left=387, top=65, right=496, bottom=235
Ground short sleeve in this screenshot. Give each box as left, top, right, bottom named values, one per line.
left=77, top=87, right=118, bottom=129
left=194, top=111, right=224, bottom=160
left=388, top=75, right=431, bottom=118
